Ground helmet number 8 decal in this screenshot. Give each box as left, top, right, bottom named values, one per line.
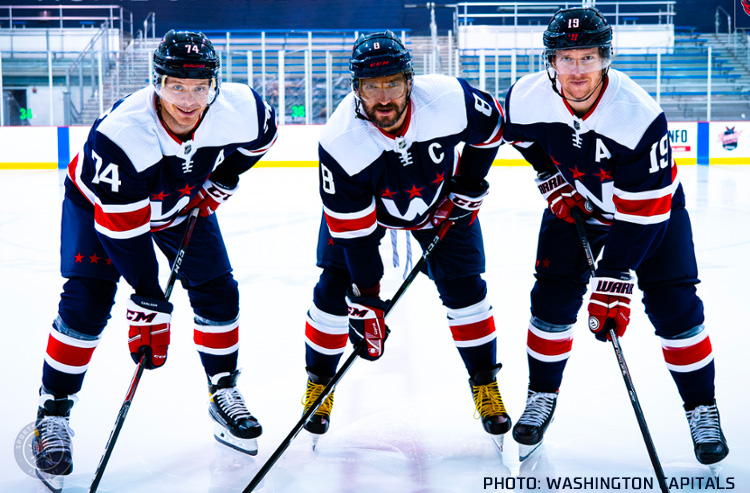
left=373, top=42, right=380, bottom=49
left=186, top=44, right=200, bottom=54
left=568, top=18, right=580, bottom=28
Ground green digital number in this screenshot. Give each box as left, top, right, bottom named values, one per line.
left=291, top=105, right=305, bottom=118
left=20, top=108, right=33, bottom=120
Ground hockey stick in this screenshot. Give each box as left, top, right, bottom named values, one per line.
left=88, top=207, right=200, bottom=493
left=571, top=210, right=670, bottom=493
left=242, top=220, right=455, bottom=493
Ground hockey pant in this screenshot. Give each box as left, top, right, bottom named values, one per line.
left=304, top=216, right=498, bottom=377
left=525, top=208, right=715, bottom=408
left=43, top=208, right=241, bottom=398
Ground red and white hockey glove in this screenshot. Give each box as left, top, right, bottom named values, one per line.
left=346, top=285, right=391, bottom=361
left=535, top=171, right=592, bottom=224
left=127, top=295, right=173, bottom=369
left=587, top=272, right=635, bottom=342
left=432, top=178, right=490, bottom=227
left=185, top=179, right=238, bottom=217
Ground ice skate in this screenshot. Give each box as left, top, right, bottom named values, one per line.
left=33, top=392, right=76, bottom=492
left=686, top=400, right=728, bottom=468
left=302, top=369, right=335, bottom=450
left=469, top=363, right=511, bottom=451
left=208, top=370, right=262, bottom=456
left=512, top=389, right=558, bottom=461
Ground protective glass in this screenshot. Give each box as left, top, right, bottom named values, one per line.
left=548, top=47, right=612, bottom=75
left=155, top=76, right=218, bottom=107
left=357, top=75, right=409, bottom=102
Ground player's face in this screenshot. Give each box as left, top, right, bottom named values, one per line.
left=157, top=77, right=212, bottom=137
left=357, top=73, right=412, bottom=133
left=553, top=47, right=606, bottom=105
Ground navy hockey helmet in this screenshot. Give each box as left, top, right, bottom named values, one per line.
left=153, top=30, right=220, bottom=104
left=350, top=31, right=413, bottom=85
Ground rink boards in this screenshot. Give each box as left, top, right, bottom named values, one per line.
left=0, top=121, right=747, bottom=169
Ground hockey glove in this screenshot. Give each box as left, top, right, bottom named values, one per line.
left=535, top=171, right=592, bottom=224
left=185, top=179, right=238, bottom=217
left=346, top=285, right=391, bottom=361
left=431, top=177, right=490, bottom=227
left=126, top=295, right=173, bottom=369
left=587, top=271, right=635, bottom=342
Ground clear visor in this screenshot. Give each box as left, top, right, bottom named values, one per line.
left=356, top=74, right=409, bottom=102
left=546, top=46, right=612, bottom=75
left=155, top=75, right=218, bottom=107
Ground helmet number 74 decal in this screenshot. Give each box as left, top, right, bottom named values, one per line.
left=186, top=44, right=200, bottom=54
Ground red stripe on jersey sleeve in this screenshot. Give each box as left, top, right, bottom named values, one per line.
left=324, top=209, right=377, bottom=235
left=662, top=336, right=713, bottom=367
left=305, top=321, right=348, bottom=350
left=449, top=316, right=496, bottom=342
left=613, top=193, right=672, bottom=218
left=527, top=330, right=573, bottom=358
left=46, top=334, right=96, bottom=368
left=194, top=327, right=239, bottom=351
left=94, top=203, right=151, bottom=233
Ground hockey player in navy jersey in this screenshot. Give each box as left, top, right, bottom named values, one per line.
left=502, top=7, right=729, bottom=466
left=32, top=30, right=277, bottom=480
left=300, top=30, right=511, bottom=449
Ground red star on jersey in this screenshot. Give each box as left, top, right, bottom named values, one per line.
left=177, top=184, right=195, bottom=197
left=431, top=172, right=445, bottom=184
left=570, top=166, right=585, bottom=179
left=151, top=191, right=169, bottom=201
left=381, top=188, right=397, bottom=199
left=542, top=258, right=551, bottom=268
left=405, top=185, right=424, bottom=199
left=105, top=258, right=113, bottom=266
left=327, top=238, right=334, bottom=246
left=550, top=155, right=562, bottom=167
left=90, top=253, right=100, bottom=264
left=594, top=168, right=612, bottom=182
left=74, top=253, right=84, bottom=263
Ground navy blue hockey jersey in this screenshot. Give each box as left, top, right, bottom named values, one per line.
left=66, top=82, right=277, bottom=295
left=319, top=74, right=503, bottom=284
left=502, top=69, right=682, bottom=273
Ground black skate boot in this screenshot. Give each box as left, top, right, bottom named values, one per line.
left=686, top=400, right=729, bottom=469
left=469, top=363, right=511, bottom=451
left=302, top=368, right=335, bottom=450
left=208, top=370, right=262, bottom=455
left=33, top=391, right=76, bottom=492
left=512, top=389, right=558, bottom=461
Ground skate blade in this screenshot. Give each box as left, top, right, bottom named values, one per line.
left=708, top=462, right=723, bottom=477
left=311, top=433, right=320, bottom=451
left=36, top=469, right=64, bottom=493
left=490, top=434, right=504, bottom=452
left=518, top=441, right=543, bottom=462
left=214, top=423, right=258, bottom=456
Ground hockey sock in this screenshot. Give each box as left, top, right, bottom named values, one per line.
left=661, top=325, right=716, bottom=409
left=42, top=317, right=101, bottom=397
left=304, top=304, right=348, bottom=376
left=525, top=318, right=573, bottom=393
left=194, top=316, right=239, bottom=376
left=447, top=298, right=497, bottom=376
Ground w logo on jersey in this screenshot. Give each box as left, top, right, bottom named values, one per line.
left=381, top=181, right=444, bottom=221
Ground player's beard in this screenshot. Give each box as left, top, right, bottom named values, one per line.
left=362, top=98, right=409, bottom=131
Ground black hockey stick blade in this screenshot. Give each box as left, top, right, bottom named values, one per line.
left=242, top=220, right=454, bottom=493
left=571, top=209, right=670, bottom=493
left=89, top=208, right=200, bottom=493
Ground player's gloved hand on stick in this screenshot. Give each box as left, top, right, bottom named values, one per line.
left=535, top=171, right=592, bottom=224
left=431, top=177, right=490, bottom=227
left=126, top=295, right=173, bottom=369
left=346, top=284, right=391, bottom=361
left=184, top=179, right=238, bottom=217
left=587, top=270, right=635, bottom=342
